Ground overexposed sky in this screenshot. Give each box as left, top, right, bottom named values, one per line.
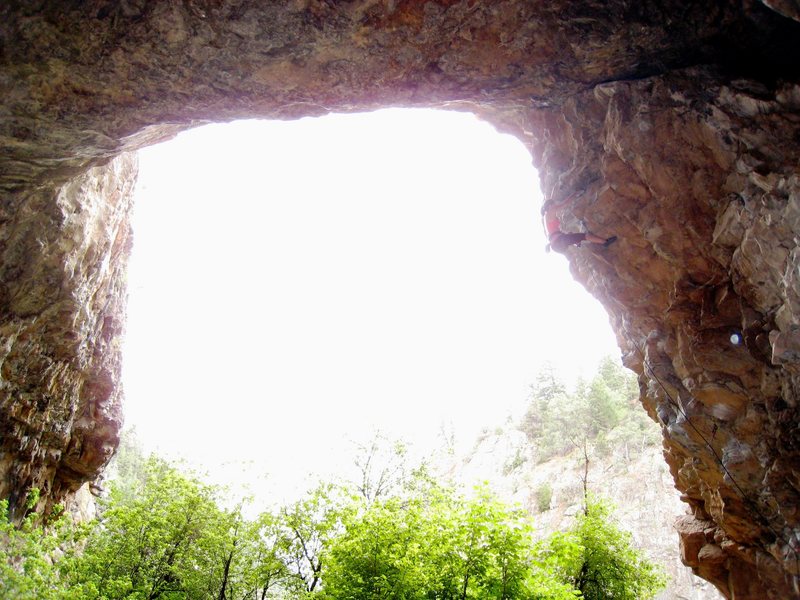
left=122, top=109, right=618, bottom=502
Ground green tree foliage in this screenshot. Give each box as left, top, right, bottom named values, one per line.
left=1, top=427, right=665, bottom=599
left=322, top=480, right=571, bottom=600
left=535, top=482, right=552, bottom=514
left=225, top=510, right=295, bottom=599
left=536, top=498, right=666, bottom=600
left=322, top=494, right=428, bottom=598
left=520, top=357, right=659, bottom=463
left=0, top=492, right=87, bottom=600
left=68, top=457, right=231, bottom=598
left=105, top=426, right=148, bottom=503
left=351, top=432, right=409, bottom=504
left=519, top=364, right=567, bottom=453
left=280, top=484, right=342, bottom=595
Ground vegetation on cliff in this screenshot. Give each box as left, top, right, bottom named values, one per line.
left=519, top=357, right=660, bottom=466
left=1, top=435, right=665, bottom=599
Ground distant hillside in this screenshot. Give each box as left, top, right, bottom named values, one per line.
left=438, top=359, right=722, bottom=600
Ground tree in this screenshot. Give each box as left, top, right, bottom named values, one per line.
left=230, top=510, right=296, bottom=600
left=208, top=504, right=249, bottom=600
left=0, top=492, right=85, bottom=600
left=1, top=458, right=667, bottom=600
left=321, top=494, right=428, bottom=599
left=105, top=426, right=148, bottom=503
left=535, top=482, right=553, bottom=514
left=321, top=480, right=564, bottom=600
left=351, top=432, right=409, bottom=505
left=520, top=363, right=567, bottom=446
left=280, top=484, right=342, bottom=595
left=466, top=487, right=536, bottom=600
left=69, top=456, right=230, bottom=599
left=537, top=498, right=666, bottom=600
left=519, top=357, right=662, bottom=472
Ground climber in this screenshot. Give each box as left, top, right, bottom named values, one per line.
left=542, top=194, right=616, bottom=253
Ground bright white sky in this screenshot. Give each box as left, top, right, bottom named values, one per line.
left=122, top=109, right=619, bottom=503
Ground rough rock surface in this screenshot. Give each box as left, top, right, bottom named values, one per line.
left=0, top=153, right=135, bottom=517
left=528, top=71, right=800, bottom=598
left=1, top=2, right=800, bottom=597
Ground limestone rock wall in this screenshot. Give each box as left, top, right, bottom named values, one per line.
left=1, top=1, right=800, bottom=597
left=526, top=69, right=800, bottom=598
left=0, top=154, right=135, bottom=518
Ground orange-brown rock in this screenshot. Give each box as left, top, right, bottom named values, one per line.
left=1, top=2, right=800, bottom=597
left=535, top=69, right=800, bottom=598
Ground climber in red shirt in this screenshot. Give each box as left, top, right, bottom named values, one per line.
left=542, top=194, right=616, bottom=253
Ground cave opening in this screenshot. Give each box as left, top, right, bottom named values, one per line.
left=120, top=108, right=619, bottom=501
left=3, top=2, right=800, bottom=594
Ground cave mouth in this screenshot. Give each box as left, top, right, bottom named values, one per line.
left=3, top=2, right=800, bottom=596
left=120, top=108, right=619, bottom=500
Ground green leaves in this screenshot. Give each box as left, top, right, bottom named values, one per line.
left=535, top=498, right=667, bottom=600
left=0, top=497, right=89, bottom=600
left=519, top=357, right=660, bottom=463
left=323, top=495, right=427, bottom=599
left=66, top=457, right=221, bottom=598
left=1, top=424, right=666, bottom=599
left=322, top=481, right=567, bottom=600
left=280, top=484, right=342, bottom=594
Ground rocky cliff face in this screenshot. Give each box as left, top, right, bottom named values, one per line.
left=1, top=2, right=799, bottom=597
left=0, top=154, right=135, bottom=518
left=527, top=70, right=800, bottom=598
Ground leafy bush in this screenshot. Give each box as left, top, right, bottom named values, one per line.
left=536, top=482, right=553, bottom=513
left=0, top=494, right=87, bottom=600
